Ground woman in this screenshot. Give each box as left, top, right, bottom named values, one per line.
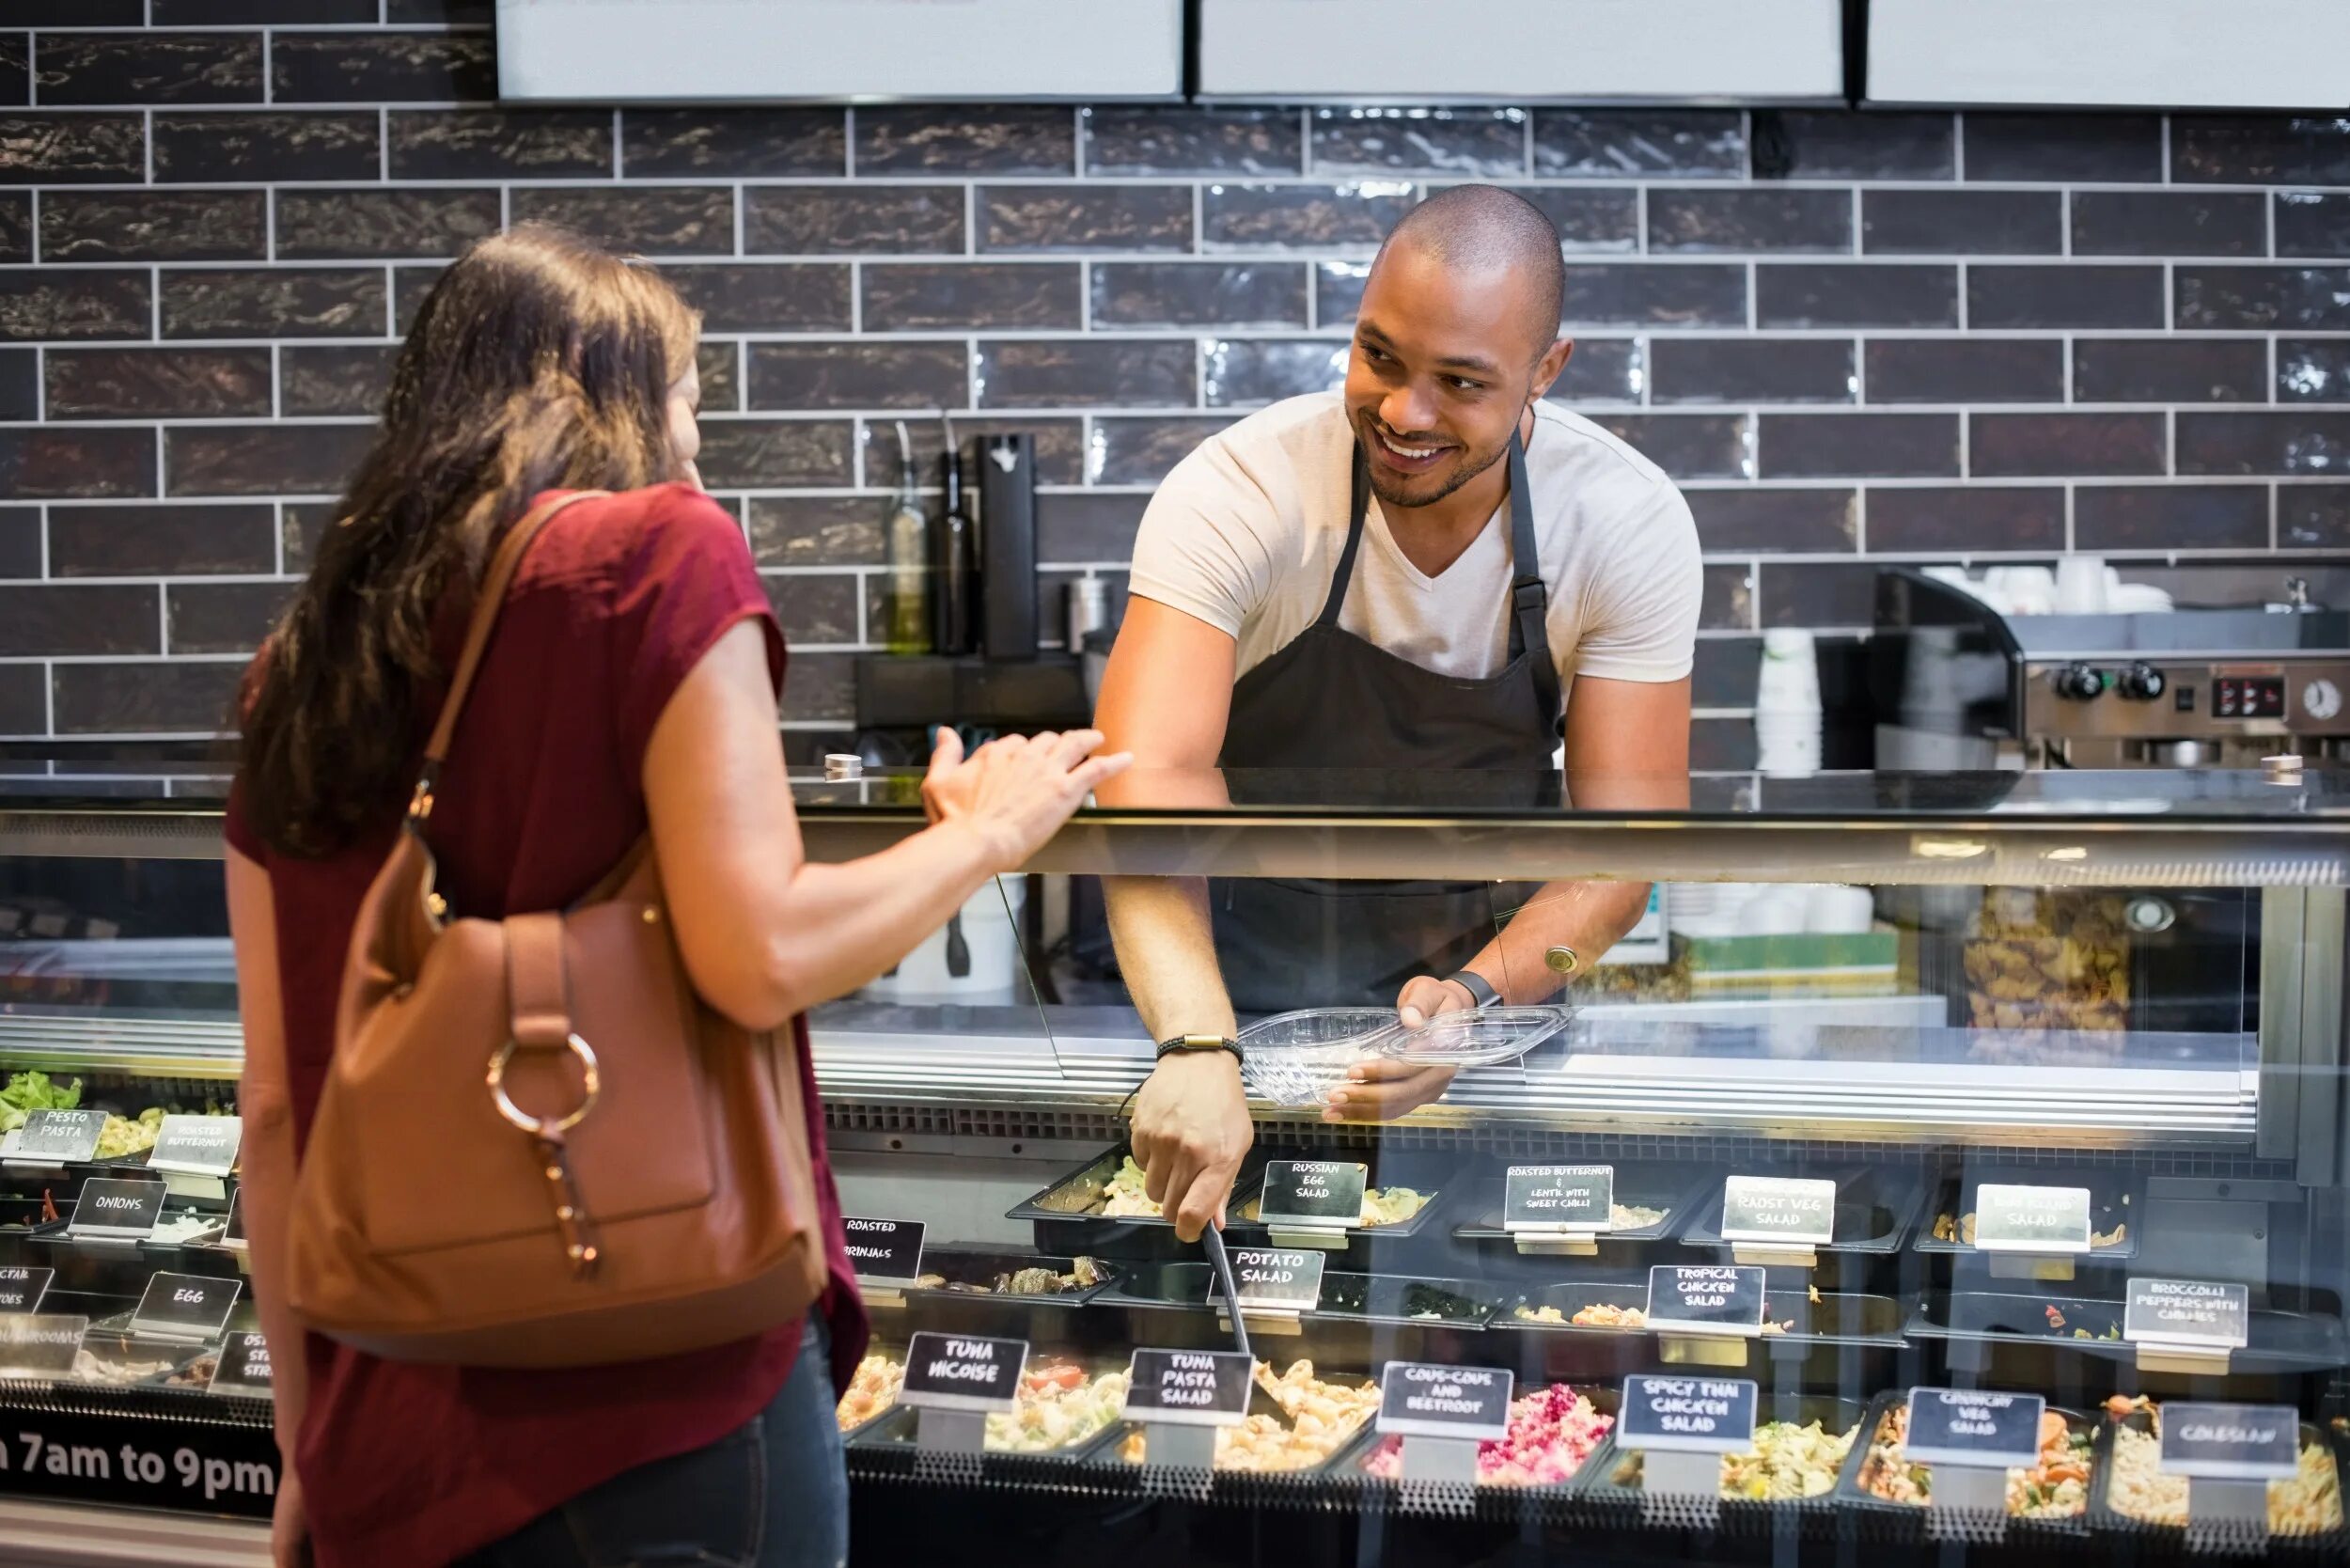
left=226, top=226, right=1125, bottom=1568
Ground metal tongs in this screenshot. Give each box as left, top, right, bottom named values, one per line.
left=1200, top=1222, right=1251, bottom=1360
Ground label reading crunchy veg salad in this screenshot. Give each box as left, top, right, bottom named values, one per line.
left=1903, top=1388, right=2045, bottom=1468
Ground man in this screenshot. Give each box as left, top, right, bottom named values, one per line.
left=1092, top=184, right=1701, bottom=1240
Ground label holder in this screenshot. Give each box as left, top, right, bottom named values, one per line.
left=1972, top=1183, right=2093, bottom=1282
left=1124, top=1348, right=1251, bottom=1497
left=1376, top=1362, right=1512, bottom=1515
left=2158, top=1401, right=2299, bottom=1552
left=1647, top=1264, right=1766, bottom=1369
left=4, top=1109, right=103, bottom=1168
left=147, top=1114, right=243, bottom=1201
left=2124, top=1278, right=2249, bottom=1378
left=65, top=1177, right=167, bottom=1246
left=1905, top=1388, right=2046, bottom=1545
left=842, top=1216, right=926, bottom=1309
left=128, top=1271, right=241, bottom=1344
left=901, top=1330, right=1028, bottom=1478
left=1258, top=1160, right=1367, bottom=1252
left=1503, top=1164, right=1614, bottom=1258
left=1214, top=1247, right=1324, bottom=1337
left=1620, top=1374, right=1759, bottom=1531
left=1720, top=1174, right=1836, bottom=1270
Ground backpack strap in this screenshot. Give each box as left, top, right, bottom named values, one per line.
left=407, top=491, right=609, bottom=826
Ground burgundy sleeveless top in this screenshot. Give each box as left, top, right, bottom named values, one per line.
left=227, top=484, right=866, bottom=1568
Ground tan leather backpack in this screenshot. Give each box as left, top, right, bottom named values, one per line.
left=284, top=491, right=828, bottom=1367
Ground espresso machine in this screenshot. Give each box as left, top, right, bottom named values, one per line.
left=1871, top=567, right=2350, bottom=771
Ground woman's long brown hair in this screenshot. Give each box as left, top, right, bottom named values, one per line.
left=239, top=226, right=699, bottom=858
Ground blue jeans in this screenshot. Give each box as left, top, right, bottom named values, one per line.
left=457, top=1319, right=849, bottom=1568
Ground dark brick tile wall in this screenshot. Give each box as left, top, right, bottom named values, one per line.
left=0, top=20, right=2342, bottom=746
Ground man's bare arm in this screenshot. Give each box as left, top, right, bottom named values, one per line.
left=1091, top=596, right=1256, bottom=1239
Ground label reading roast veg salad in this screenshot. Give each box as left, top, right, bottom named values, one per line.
left=1718, top=1175, right=1836, bottom=1247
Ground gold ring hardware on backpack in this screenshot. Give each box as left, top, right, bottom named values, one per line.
left=282, top=491, right=829, bottom=1368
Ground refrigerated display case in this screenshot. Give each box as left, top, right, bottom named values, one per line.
left=0, top=759, right=2345, bottom=1565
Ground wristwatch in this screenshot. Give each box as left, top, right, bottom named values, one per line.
left=1446, top=969, right=1503, bottom=1010
left=1156, top=1034, right=1245, bottom=1068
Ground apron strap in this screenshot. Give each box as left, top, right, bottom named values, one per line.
left=1315, top=446, right=1374, bottom=630
left=1505, top=428, right=1564, bottom=739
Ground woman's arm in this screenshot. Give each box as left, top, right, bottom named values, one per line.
left=646, top=620, right=1125, bottom=1031
left=224, top=848, right=312, bottom=1500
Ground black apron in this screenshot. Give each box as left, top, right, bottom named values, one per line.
left=1213, top=430, right=1561, bottom=1011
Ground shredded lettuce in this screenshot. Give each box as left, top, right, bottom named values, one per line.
left=0, top=1070, right=84, bottom=1132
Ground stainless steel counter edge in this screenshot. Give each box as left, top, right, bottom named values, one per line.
left=6, top=805, right=2348, bottom=886
left=0, top=1497, right=267, bottom=1567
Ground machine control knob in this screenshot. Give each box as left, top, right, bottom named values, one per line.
left=2115, top=663, right=2167, bottom=702
left=2307, top=678, right=2343, bottom=722
left=2053, top=664, right=2106, bottom=702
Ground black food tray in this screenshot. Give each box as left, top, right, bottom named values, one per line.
left=2089, top=1402, right=2349, bottom=1549
left=1907, top=1291, right=2350, bottom=1374
left=1914, top=1170, right=2142, bottom=1264
left=848, top=1353, right=1129, bottom=1460
left=1094, top=1260, right=1492, bottom=1328
left=1223, top=1146, right=1455, bottom=1247
left=899, top=1246, right=1120, bottom=1306
left=1581, top=1391, right=1866, bottom=1520
left=1834, top=1389, right=2097, bottom=1537
left=1009, top=1143, right=1270, bottom=1262
left=1678, top=1166, right=1928, bottom=1257
left=1075, top=1359, right=1382, bottom=1475
left=1340, top=1381, right=1622, bottom=1496
left=1493, top=1280, right=1904, bottom=1347
left=1450, top=1161, right=1711, bottom=1248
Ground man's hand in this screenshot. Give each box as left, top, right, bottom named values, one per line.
left=1131, top=1049, right=1254, bottom=1242
left=1322, top=976, right=1467, bottom=1122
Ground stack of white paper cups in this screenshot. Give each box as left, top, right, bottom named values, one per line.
left=1754, top=627, right=1823, bottom=776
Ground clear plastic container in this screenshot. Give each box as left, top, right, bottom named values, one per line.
left=1236, top=1008, right=1402, bottom=1107
left=1386, top=1005, right=1572, bottom=1066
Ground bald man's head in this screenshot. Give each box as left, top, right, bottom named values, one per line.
left=1375, top=184, right=1566, bottom=360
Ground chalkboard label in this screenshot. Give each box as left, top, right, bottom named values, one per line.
left=1504, top=1165, right=1613, bottom=1231
left=7, top=1109, right=103, bottom=1166
left=0, top=1266, right=53, bottom=1314
left=1122, top=1349, right=1254, bottom=1428
left=1903, top=1388, right=2047, bottom=1468
left=147, top=1116, right=242, bottom=1179
left=841, top=1217, right=926, bottom=1284
left=67, top=1177, right=166, bottom=1240
left=129, top=1272, right=241, bottom=1342
left=0, top=1314, right=88, bottom=1379
left=1213, top=1247, right=1325, bottom=1314
left=899, top=1331, right=1027, bottom=1415
left=1258, top=1161, right=1367, bottom=1228
left=1619, top=1374, right=1759, bottom=1453
left=1719, top=1175, right=1836, bottom=1247
left=207, top=1333, right=274, bottom=1401
left=1375, top=1362, right=1513, bottom=1442
left=2126, top=1279, right=2249, bottom=1351
left=1971, top=1184, right=2092, bottom=1253
left=2158, top=1403, right=2300, bottom=1482
left=220, top=1188, right=246, bottom=1249
left=1645, top=1264, right=1766, bottom=1336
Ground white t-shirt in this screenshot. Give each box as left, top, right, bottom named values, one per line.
left=1129, top=393, right=1703, bottom=696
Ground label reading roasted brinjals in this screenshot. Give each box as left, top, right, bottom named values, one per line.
left=841, top=1216, right=926, bottom=1284
left=1970, top=1184, right=2092, bottom=1253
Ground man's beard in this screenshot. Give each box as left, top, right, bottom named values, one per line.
left=1358, top=418, right=1513, bottom=511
